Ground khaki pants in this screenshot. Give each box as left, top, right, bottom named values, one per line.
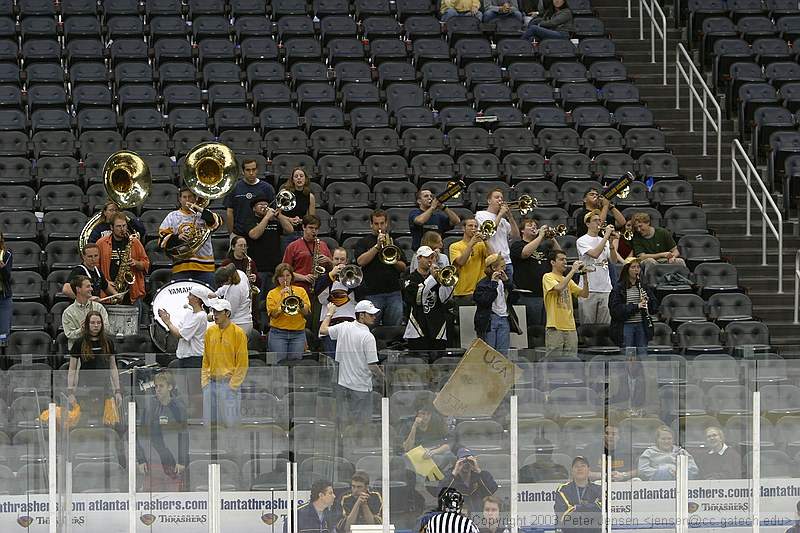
left=545, top=327, right=578, bottom=357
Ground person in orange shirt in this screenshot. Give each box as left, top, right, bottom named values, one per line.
left=96, top=212, right=149, bottom=317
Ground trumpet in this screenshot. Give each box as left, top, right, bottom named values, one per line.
left=338, top=264, right=363, bottom=289
left=503, top=194, right=537, bottom=215
left=479, top=220, right=496, bottom=239
left=433, top=265, right=459, bottom=287
left=280, top=282, right=303, bottom=315
left=622, top=229, right=634, bottom=240
left=539, top=224, right=567, bottom=240
left=378, top=232, right=402, bottom=265
left=577, top=260, right=608, bottom=273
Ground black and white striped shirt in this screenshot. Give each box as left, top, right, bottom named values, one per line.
left=424, top=512, right=480, bottom=533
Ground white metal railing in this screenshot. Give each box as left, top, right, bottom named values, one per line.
left=675, top=43, right=722, bottom=181
left=794, top=249, right=800, bottom=323
left=636, top=0, right=667, bottom=85
left=731, top=139, right=784, bottom=293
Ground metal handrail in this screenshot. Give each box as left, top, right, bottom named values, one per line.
left=675, top=43, right=722, bottom=181
left=638, top=0, right=667, bottom=85
left=794, top=250, right=800, bottom=323
left=731, top=139, right=784, bottom=293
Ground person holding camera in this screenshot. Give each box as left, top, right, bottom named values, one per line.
left=438, top=447, right=499, bottom=513
left=336, top=471, right=383, bottom=532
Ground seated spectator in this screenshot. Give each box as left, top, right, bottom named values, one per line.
left=483, top=0, right=524, bottom=23
left=630, top=212, right=686, bottom=269
left=519, top=441, right=569, bottom=483
left=637, top=426, right=698, bottom=481
left=400, top=397, right=455, bottom=467
left=584, top=422, right=637, bottom=482
left=438, top=447, right=499, bottom=513
left=608, top=356, right=648, bottom=414
left=441, top=0, right=483, bottom=22
left=477, top=495, right=505, bottom=533
left=694, top=426, right=742, bottom=480
left=336, top=471, right=382, bottom=532
left=522, top=0, right=572, bottom=42
left=554, top=456, right=601, bottom=533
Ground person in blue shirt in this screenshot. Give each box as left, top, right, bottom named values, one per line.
left=410, top=189, right=461, bottom=250
left=288, top=479, right=337, bottom=533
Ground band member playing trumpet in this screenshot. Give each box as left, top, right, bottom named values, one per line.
left=159, top=186, right=223, bottom=287
left=246, top=196, right=290, bottom=291
left=403, top=246, right=455, bottom=362
left=511, top=218, right=561, bottom=330
left=314, top=247, right=357, bottom=357
left=543, top=251, right=589, bottom=357
left=449, top=218, right=494, bottom=311
left=97, top=213, right=149, bottom=316
left=473, top=254, right=520, bottom=355
left=576, top=210, right=618, bottom=325
left=266, top=263, right=311, bottom=362
left=410, top=189, right=461, bottom=250
left=63, top=243, right=120, bottom=302
left=475, top=189, right=520, bottom=278
left=355, top=210, right=407, bottom=328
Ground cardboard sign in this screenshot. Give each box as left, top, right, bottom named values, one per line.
left=433, top=339, right=523, bottom=416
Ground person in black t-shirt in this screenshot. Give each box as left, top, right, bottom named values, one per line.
left=510, top=218, right=561, bottom=328
left=66, top=311, right=123, bottom=421
left=245, top=196, right=291, bottom=292
left=62, top=243, right=119, bottom=302
left=573, top=187, right=626, bottom=238
left=354, top=209, right=407, bottom=327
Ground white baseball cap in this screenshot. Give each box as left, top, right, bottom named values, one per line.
left=354, top=300, right=380, bottom=314
left=208, top=298, right=232, bottom=312
left=190, top=285, right=212, bottom=304
left=416, top=245, right=436, bottom=258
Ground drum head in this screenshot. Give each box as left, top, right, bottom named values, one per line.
left=150, top=279, right=213, bottom=354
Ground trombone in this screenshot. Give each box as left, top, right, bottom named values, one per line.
left=503, top=194, right=537, bottom=215
left=378, top=231, right=402, bottom=265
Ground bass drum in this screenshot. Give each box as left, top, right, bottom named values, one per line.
left=150, top=279, right=213, bottom=354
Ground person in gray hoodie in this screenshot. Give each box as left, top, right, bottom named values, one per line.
left=637, top=426, right=698, bottom=481
left=521, top=0, right=572, bottom=41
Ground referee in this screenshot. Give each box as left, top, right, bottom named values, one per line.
left=422, top=488, right=480, bottom=533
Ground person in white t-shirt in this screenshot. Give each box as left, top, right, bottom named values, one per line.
left=474, top=188, right=520, bottom=279
left=319, top=300, right=385, bottom=431
left=157, top=285, right=211, bottom=368
left=575, top=210, right=618, bottom=325
left=213, top=263, right=253, bottom=336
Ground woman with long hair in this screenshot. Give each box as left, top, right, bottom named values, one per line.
left=410, top=230, right=450, bottom=270
left=66, top=311, right=123, bottom=415
left=637, top=426, right=698, bottom=480
left=214, top=263, right=254, bottom=336
left=521, top=0, right=572, bottom=41
left=608, top=258, right=658, bottom=356
left=278, top=167, right=317, bottom=253
left=221, top=235, right=260, bottom=328
left=0, top=231, right=12, bottom=338
left=266, top=263, right=311, bottom=361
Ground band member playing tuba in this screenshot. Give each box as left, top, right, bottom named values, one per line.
left=97, top=212, right=150, bottom=316
left=159, top=186, right=223, bottom=287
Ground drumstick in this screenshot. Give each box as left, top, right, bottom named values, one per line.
left=97, top=290, right=128, bottom=303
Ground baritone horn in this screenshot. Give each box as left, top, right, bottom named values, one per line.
left=504, top=194, right=537, bottom=215
left=79, top=150, right=151, bottom=254
left=338, top=264, right=363, bottom=289
left=479, top=220, right=496, bottom=239
left=433, top=265, right=459, bottom=287
left=378, top=232, right=402, bottom=265
left=167, top=142, right=238, bottom=261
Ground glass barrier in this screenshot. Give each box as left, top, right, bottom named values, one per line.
left=1, top=345, right=796, bottom=531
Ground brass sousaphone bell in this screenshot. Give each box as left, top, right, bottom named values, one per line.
left=79, top=150, right=152, bottom=255
left=166, top=142, right=238, bottom=261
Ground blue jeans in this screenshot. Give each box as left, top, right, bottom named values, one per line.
left=518, top=294, right=545, bottom=326
left=441, top=8, right=483, bottom=22
left=320, top=335, right=336, bottom=359
left=622, top=322, right=648, bottom=356
left=202, top=380, right=241, bottom=429
left=172, top=270, right=216, bottom=288
left=484, top=9, right=523, bottom=23
left=0, top=295, right=11, bottom=337
left=522, top=23, right=567, bottom=41
left=337, top=385, right=373, bottom=430
left=365, top=291, right=403, bottom=327
left=479, top=313, right=511, bottom=355
left=268, top=328, right=306, bottom=361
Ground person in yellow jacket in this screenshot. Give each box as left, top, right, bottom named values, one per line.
left=201, top=298, right=249, bottom=434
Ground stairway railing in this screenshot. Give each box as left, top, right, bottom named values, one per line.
left=675, top=43, right=722, bottom=181
left=732, top=138, right=784, bottom=293
left=794, top=250, right=800, bottom=323
left=630, top=0, right=667, bottom=84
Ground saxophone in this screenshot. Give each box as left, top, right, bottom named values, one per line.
left=244, top=253, right=260, bottom=296
left=310, top=238, right=325, bottom=282
left=114, top=236, right=136, bottom=291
